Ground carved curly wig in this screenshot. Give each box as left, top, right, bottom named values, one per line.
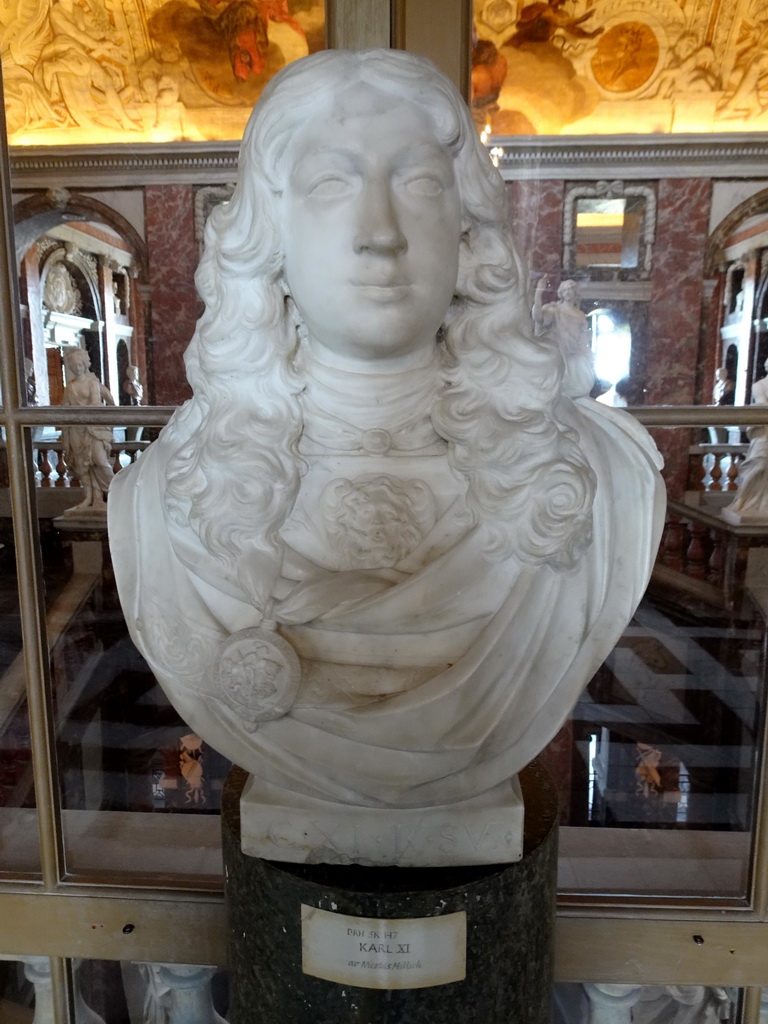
left=163, top=48, right=596, bottom=618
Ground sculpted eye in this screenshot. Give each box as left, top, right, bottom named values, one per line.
left=402, top=175, right=444, bottom=197
left=307, top=176, right=353, bottom=198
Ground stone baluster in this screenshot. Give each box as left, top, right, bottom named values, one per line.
left=685, top=521, right=709, bottom=580
left=700, top=450, right=714, bottom=491
left=584, top=983, right=643, bottom=1024
left=726, top=452, right=740, bottom=492
left=141, top=963, right=226, bottom=1024
left=22, top=957, right=54, bottom=1024
left=708, top=530, right=725, bottom=590
left=661, top=515, right=686, bottom=571
left=709, top=453, right=723, bottom=492
left=112, top=447, right=122, bottom=475
left=22, top=957, right=107, bottom=1024
left=37, top=448, right=53, bottom=487
left=55, top=448, right=68, bottom=486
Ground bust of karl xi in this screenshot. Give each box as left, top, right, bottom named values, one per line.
left=109, top=49, right=664, bottom=863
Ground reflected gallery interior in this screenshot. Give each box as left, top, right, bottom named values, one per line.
left=1, top=8, right=768, bottom=1022
left=2, top=151, right=768, bottom=899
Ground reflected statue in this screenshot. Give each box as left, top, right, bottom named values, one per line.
left=109, top=49, right=665, bottom=866
left=532, top=276, right=595, bottom=398
left=725, top=362, right=768, bottom=521
left=123, top=364, right=144, bottom=443
left=712, top=366, right=735, bottom=406
left=122, top=364, right=143, bottom=406
left=24, top=358, right=37, bottom=405
left=61, top=347, right=116, bottom=512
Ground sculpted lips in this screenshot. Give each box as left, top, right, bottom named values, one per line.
left=351, top=277, right=411, bottom=302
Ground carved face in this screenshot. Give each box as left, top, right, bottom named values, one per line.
left=282, top=84, right=462, bottom=369
left=65, top=350, right=89, bottom=379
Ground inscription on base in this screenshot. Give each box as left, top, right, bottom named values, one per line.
left=301, top=906, right=467, bottom=990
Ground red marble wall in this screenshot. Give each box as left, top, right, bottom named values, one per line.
left=130, top=283, right=148, bottom=406
left=504, top=176, right=714, bottom=499
left=647, top=177, right=713, bottom=499
left=145, top=185, right=199, bottom=406
left=506, top=179, right=564, bottom=289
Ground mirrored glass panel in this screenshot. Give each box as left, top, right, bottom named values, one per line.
left=28, top=428, right=224, bottom=884
left=77, top=959, right=228, bottom=1023
left=551, top=493, right=766, bottom=898
left=575, top=196, right=646, bottom=271
left=503, top=174, right=768, bottom=412
left=0, top=512, right=40, bottom=878
left=15, top=186, right=195, bottom=409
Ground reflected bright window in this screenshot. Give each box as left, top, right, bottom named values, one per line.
left=589, top=308, right=632, bottom=393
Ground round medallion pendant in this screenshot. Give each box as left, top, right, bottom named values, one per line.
left=217, top=627, right=301, bottom=732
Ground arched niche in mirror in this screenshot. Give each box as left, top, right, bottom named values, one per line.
left=752, top=266, right=768, bottom=394
left=704, top=187, right=768, bottom=407
left=38, top=245, right=103, bottom=405
left=563, top=181, right=657, bottom=279
left=13, top=190, right=149, bottom=408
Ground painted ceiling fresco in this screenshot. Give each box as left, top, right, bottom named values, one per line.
left=472, top=0, right=768, bottom=134
left=1, top=0, right=324, bottom=144
left=2, top=0, right=767, bottom=145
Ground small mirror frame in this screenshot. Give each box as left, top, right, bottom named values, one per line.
left=563, top=180, right=657, bottom=278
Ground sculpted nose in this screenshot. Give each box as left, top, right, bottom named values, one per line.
left=354, top=181, right=407, bottom=255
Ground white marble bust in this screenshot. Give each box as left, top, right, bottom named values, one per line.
left=109, top=49, right=665, bottom=866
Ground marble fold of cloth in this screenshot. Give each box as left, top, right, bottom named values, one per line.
left=109, top=394, right=664, bottom=810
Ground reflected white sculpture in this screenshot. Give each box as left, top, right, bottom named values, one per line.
left=712, top=366, right=735, bottom=406
left=122, top=364, right=143, bottom=405
left=61, top=346, right=116, bottom=513
left=109, top=49, right=665, bottom=866
left=532, top=277, right=595, bottom=398
left=725, top=362, right=768, bottom=521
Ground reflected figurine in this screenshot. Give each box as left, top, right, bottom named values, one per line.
left=24, top=358, right=37, bottom=405
left=109, top=49, right=665, bottom=866
left=123, top=364, right=144, bottom=405
left=61, top=347, right=116, bottom=512
left=726, top=360, right=768, bottom=521
left=712, top=366, right=735, bottom=406
left=532, top=277, right=595, bottom=398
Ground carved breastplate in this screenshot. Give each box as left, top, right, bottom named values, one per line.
left=281, top=454, right=465, bottom=573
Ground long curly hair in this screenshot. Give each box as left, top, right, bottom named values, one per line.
left=163, top=48, right=595, bottom=619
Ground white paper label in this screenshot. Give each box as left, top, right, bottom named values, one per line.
left=301, top=905, right=467, bottom=990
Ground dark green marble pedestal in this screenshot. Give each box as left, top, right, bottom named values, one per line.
left=223, top=761, right=558, bottom=1024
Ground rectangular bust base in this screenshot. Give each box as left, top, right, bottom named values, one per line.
left=720, top=507, right=768, bottom=526
left=239, top=774, right=524, bottom=867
